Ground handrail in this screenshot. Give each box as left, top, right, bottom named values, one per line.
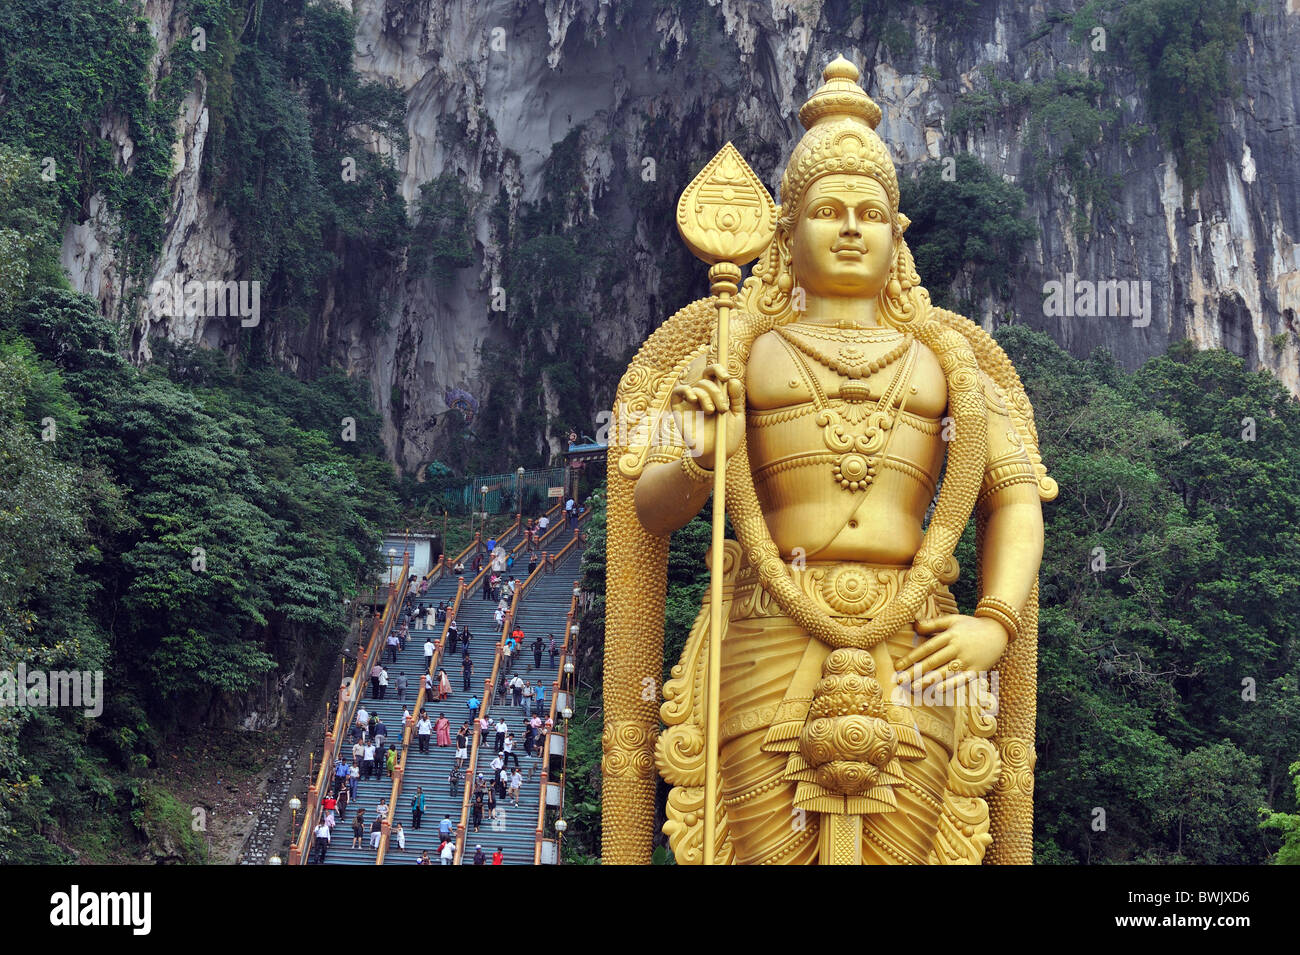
left=423, top=498, right=563, bottom=586
left=451, top=527, right=586, bottom=864
left=295, top=554, right=410, bottom=864
left=452, top=589, right=516, bottom=864
left=375, top=576, right=464, bottom=864
left=421, top=534, right=476, bottom=586
left=534, top=584, right=580, bottom=863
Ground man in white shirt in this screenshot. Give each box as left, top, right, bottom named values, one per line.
left=495, top=607, right=505, bottom=627
left=440, top=840, right=454, bottom=865
left=510, top=674, right=524, bottom=706
left=417, top=715, right=433, bottom=753
left=537, top=515, right=549, bottom=533
left=314, top=820, right=331, bottom=863
left=386, top=631, right=400, bottom=663
left=509, top=770, right=522, bottom=807
left=494, top=718, right=508, bottom=755
left=362, top=743, right=376, bottom=779
left=424, top=638, right=435, bottom=661
left=378, top=667, right=389, bottom=699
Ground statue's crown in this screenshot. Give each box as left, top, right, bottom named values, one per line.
left=798, top=56, right=883, bottom=130
left=780, top=56, right=900, bottom=227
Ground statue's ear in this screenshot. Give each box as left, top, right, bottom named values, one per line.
left=775, top=211, right=792, bottom=260
left=896, top=211, right=911, bottom=235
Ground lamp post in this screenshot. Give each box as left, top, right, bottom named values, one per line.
left=289, top=796, right=302, bottom=835
left=554, top=817, right=567, bottom=858
left=268, top=855, right=283, bottom=866
left=516, top=466, right=525, bottom=523
left=480, top=485, right=490, bottom=544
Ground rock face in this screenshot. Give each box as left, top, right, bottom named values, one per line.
left=62, top=0, right=1300, bottom=472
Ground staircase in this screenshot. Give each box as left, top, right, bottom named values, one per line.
left=311, top=572, right=462, bottom=866
left=307, top=506, right=575, bottom=866
left=390, top=545, right=581, bottom=865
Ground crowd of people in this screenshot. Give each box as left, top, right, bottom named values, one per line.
left=310, top=507, right=584, bottom=866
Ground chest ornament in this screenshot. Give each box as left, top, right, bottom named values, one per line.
left=773, top=327, right=919, bottom=492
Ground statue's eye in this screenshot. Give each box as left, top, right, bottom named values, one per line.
left=814, top=206, right=836, bottom=219
left=865, top=209, right=884, bottom=221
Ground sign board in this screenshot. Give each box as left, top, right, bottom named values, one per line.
left=548, top=486, right=564, bottom=498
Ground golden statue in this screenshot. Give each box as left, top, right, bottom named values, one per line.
left=602, top=56, right=1057, bottom=865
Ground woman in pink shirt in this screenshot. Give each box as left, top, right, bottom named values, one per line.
left=435, top=713, right=452, bottom=748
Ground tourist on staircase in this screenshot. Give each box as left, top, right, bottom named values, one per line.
left=411, top=787, right=425, bottom=830
left=456, top=725, right=469, bottom=770
left=314, top=818, right=331, bottom=864
left=416, top=713, right=431, bottom=753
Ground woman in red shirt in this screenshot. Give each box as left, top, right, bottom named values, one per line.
left=492, top=847, right=504, bottom=865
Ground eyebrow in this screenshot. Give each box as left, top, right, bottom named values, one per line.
left=807, top=194, right=890, bottom=210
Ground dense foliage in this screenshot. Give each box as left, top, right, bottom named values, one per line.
left=0, top=140, right=399, bottom=862
left=952, top=66, right=1119, bottom=235
left=208, top=0, right=408, bottom=332
left=571, top=326, right=1299, bottom=864
left=1112, top=0, right=1250, bottom=192
left=900, top=154, right=1039, bottom=314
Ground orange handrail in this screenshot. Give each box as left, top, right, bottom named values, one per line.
left=375, top=577, right=465, bottom=863
left=452, top=515, right=587, bottom=864
left=534, top=584, right=580, bottom=863
left=452, top=587, right=517, bottom=863
left=296, top=555, right=410, bottom=864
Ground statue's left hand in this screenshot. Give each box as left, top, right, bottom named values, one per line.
left=892, top=615, right=1009, bottom=692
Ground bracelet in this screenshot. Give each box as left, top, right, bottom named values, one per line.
left=679, top=453, right=714, bottom=483
left=974, top=596, right=1020, bottom=641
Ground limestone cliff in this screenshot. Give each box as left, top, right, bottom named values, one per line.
left=61, top=0, right=1300, bottom=472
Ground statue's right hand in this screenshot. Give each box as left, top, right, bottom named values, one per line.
left=671, top=362, right=744, bottom=470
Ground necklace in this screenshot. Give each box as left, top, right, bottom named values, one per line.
left=784, top=322, right=905, bottom=343
left=776, top=326, right=912, bottom=380
left=774, top=336, right=919, bottom=492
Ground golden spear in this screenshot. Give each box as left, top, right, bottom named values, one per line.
left=675, top=144, right=776, bottom=864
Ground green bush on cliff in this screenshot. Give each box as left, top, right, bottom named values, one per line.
left=900, top=153, right=1038, bottom=313
left=1113, top=0, right=1249, bottom=192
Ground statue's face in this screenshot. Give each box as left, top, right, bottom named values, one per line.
left=786, top=173, right=895, bottom=298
